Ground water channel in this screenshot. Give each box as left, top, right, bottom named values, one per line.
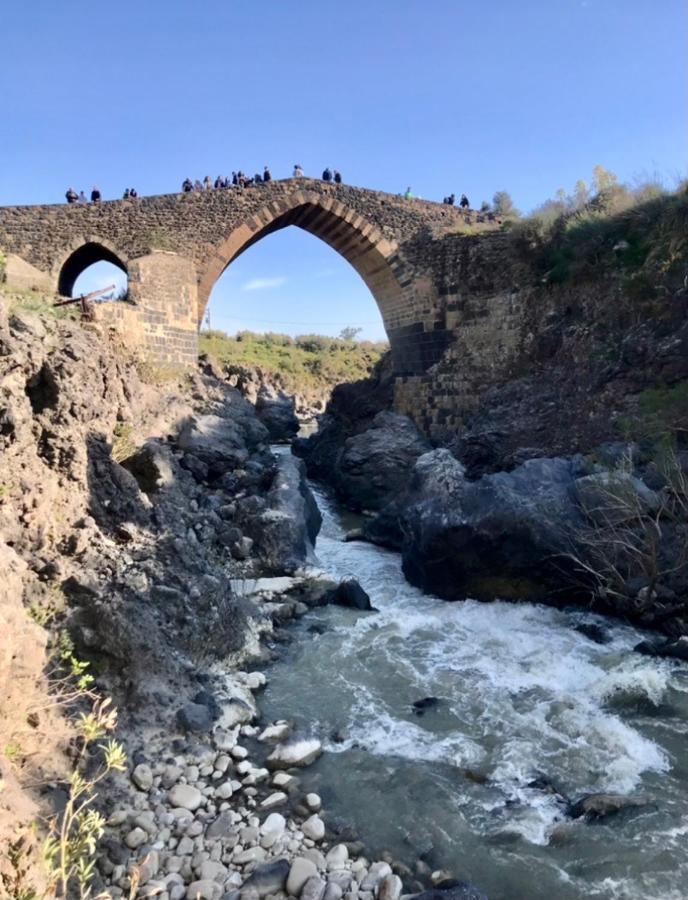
left=260, top=471, right=688, bottom=900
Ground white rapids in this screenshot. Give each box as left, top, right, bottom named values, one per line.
left=259, top=474, right=688, bottom=900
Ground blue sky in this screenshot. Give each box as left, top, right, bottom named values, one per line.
left=2, top=0, right=686, bottom=339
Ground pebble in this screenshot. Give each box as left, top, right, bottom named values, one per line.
left=301, top=815, right=325, bottom=842
left=287, top=858, right=319, bottom=896
left=305, top=793, right=322, bottom=812
left=378, top=875, right=403, bottom=900
left=271, top=772, right=293, bottom=788
left=260, top=792, right=287, bottom=809
left=301, top=875, right=326, bottom=900
left=323, top=884, right=343, bottom=900
left=360, top=863, right=392, bottom=892
left=169, top=784, right=204, bottom=812
left=258, top=723, right=291, bottom=743
left=132, top=764, right=154, bottom=791
left=266, top=739, right=322, bottom=770
left=185, top=880, right=216, bottom=900
left=125, top=827, right=148, bottom=850
left=325, top=845, right=348, bottom=871
left=233, top=847, right=267, bottom=865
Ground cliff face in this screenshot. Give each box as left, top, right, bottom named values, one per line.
left=393, top=191, right=688, bottom=472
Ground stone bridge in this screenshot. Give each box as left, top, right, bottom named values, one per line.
left=0, top=179, right=502, bottom=376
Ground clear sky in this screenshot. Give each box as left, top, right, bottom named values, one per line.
left=2, top=0, right=686, bottom=339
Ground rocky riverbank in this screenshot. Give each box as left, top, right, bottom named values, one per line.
left=296, top=363, right=688, bottom=637
left=1, top=292, right=487, bottom=900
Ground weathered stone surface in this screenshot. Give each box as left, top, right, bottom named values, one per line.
left=241, top=859, right=290, bottom=897
left=168, top=783, right=204, bottom=812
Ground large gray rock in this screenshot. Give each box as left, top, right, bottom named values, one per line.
left=177, top=414, right=253, bottom=479
left=366, top=449, right=588, bottom=602
left=574, top=470, right=659, bottom=525
left=336, top=412, right=431, bottom=511
left=240, top=454, right=322, bottom=574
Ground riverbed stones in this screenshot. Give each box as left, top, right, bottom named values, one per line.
left=169, top=784, right=204, bottom=812
left=325, top=845, right=348, bottom=870
left=185, top=879, right=218, bottom=900
left=266, top=739, right=322, bottom=770
left=287, top=858, right=319, bottom=896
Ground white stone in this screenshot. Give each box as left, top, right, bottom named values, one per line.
left=233, top=846, right=267, bottom=865
left=271, top=772, right=294, bottom=788
left=214, top=782, right=234, bottom=800
left=231, top=746, right=249, bottom=760
left=168, top=784, right=203, bottom=812
left=302, top=815, right=325, bottom=842
left=306, top=793, right=322, bottom=812
left=260, top=792, right=287, bottom=809
left=287, top=858, right=319, bottom=896
left=301, top=875, right=327, bottom=900
left=360, top=863, right=392, bottom=892
left=258, top=723, right=291, bottom=743
left=266, top=739, right=322, bottom=770
left=325, top=845, right=348, bottom=870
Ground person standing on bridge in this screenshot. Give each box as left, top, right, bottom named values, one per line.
left=91, top=186, right=102, bottom=203
left=460, top=194, right=470, bottom=209
left=334, top=170, right=342, bottom=184
left=322, top=167, right=332, bottom=182
left=263, top=166, right=272, bottom=182
left=404, top=186, right=413, bottom=200
left=65, top=187, right=78, bottom=204
left=78, top=190, right=88, bottom=203
left=130, top=187, right=138, bottom=198
left=203, top=175, right=212, bottom=190
left=293, top=164, right=304, bottom=177
left=182, top=178, right=193, bottom=192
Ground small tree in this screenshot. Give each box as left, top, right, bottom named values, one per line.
left=492, top=190, right=520, bottom=218
left=573, top=179, right=589, bottom=208
left=339, top=326, right=362, bottom=342
left=592, top=164, right=618, bottom=195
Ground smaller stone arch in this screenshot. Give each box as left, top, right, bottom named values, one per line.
left=56, top=239, right=128, bottom=297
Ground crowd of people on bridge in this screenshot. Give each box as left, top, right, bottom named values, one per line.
left=63, top=165, right=472, bottom=210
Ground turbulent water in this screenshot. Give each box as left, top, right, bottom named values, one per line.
left=260, top=474, right=688, bottom=900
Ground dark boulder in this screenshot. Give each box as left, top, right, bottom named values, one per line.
left=635, top=636, right=688, bottom=661
left=335, top=412, right=431, bottom=511
left=366, top=448, right=589, bottom=602
left=569, top=793, right=647, bottom=820
left=120, top=440, right=175, bottom=494
left=575, top=622, right=612, bottom=644
left=323, top=577, right=374, bottom=611
left=256, top=388, right=300, bottom=442
left=176, top=414, right=250, bottom=480
left=239, top=454, right=322, bottom=573
left=176, top=701, right=215, bottom=733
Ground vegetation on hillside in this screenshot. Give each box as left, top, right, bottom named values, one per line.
left=508, top=167, right=688, bottom=287
left=199, top=328, right=388, bottom=394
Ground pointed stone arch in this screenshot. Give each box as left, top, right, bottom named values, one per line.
left=196, top=191, right=411, bottom=335
left=56, top=239, right=128, bottom=297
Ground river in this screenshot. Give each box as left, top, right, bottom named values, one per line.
left=260, top=473, right=688, bottom=900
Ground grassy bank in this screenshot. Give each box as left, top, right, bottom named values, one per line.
left=199, top=328, right=388, bottom=395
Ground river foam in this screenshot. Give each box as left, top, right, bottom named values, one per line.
left=260, top=476, right=688, bottom=899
